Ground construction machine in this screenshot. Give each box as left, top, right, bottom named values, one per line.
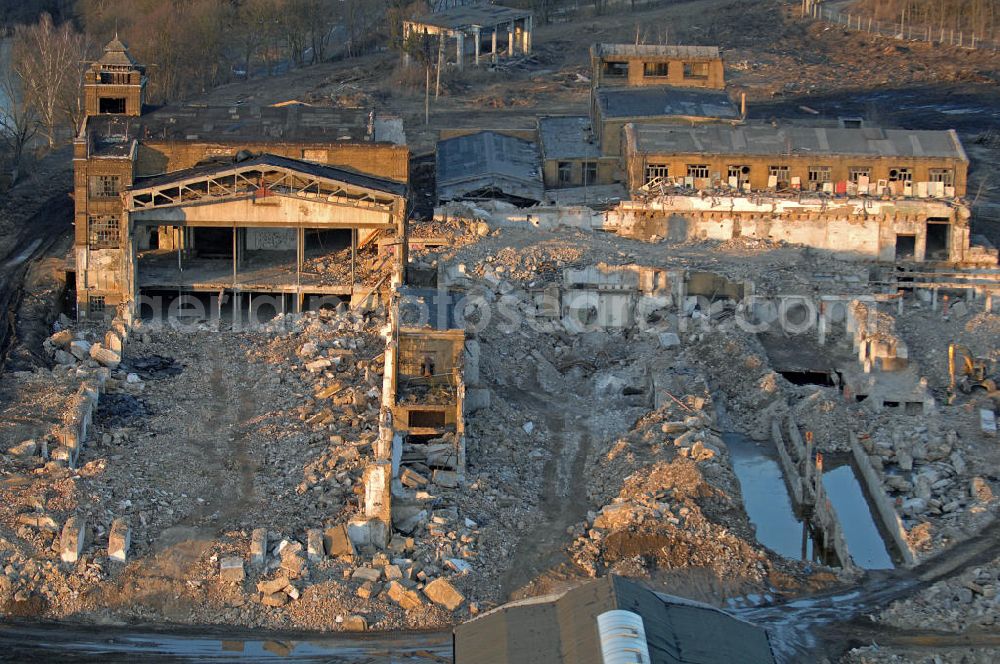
left=947, top=343, right=998, bottom=403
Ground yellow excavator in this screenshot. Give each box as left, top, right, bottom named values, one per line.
left=947, top=343, right=997, bottom=404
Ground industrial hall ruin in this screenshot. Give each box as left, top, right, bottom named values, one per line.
left=2, top=2, right=1000, bottom=663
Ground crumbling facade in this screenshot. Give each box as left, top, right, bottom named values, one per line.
left=73, top=39, right=410, bottom=320
left=403, top=4, right=532, bottom=70
left=589, top=44, right=726, bottom=90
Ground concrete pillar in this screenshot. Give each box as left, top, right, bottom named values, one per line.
left=491, top=28, right=498, bottom=63
left=474, top=28, right=481, bottom=66
left=523, top=16, right=532, bottom=54
left=931, top=288, right=938, bottom=310
left=455, top=32, right=464, bottom=70
left=986, top=294, right=993, bottom=312
left=108, top=518, right=130, bottom=563
left=403, top=24, right=411, bottom=66
left=817, top=304, right=827, bottom=346
left=508, top=22, right=515, bottom=56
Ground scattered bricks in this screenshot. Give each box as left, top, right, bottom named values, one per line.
left=423, top=577, right=465, bottom=611
left=385, top=580, right=423, bottom=610
left=257, top=576, right=292, bottom=595
left=105, top=330, right=123, bottom=354
left=305, top=409, right=334, bottom=427
left=307, top=529, right=324, bottom=562
left=342, top=615, right=368, bottom=632
left=432, top=470, right=459, bottom=488
left=89, top=343, right=121, bottom=369
left=400, top=467, right=429, bottom=488
left=60, top=517, right=87, bottom=564
left=17, top=513, right=59, bottom=531
left=260, top=592, right=289, bottom=607
left=356, top=580, right=380, bottom=600
left=219, top=557, right=245, bottom=583
left=250, top=528, right=268, bottom=568
left=323, top=524, right=355, bottom=559
left=352, top=566, right=382, bottom=583
left=384, top=564, right=403, bottom=581
left=305, top=359, right=332, bottom=373
left=108, top=519, right=130, bottom=563
left=315, top=382, right=344, bottom=399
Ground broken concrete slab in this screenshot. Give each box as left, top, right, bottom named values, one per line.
left=401, top=467, right=429, bottom=488
left=981, top=409, right=997, bottom=437
left=89, top=343, right=121, bottom=369
left=220, top=557, right=245, bottom=583
left=250, top=528, right=268, bottom=567
left=257, top=575, right=292, bottom=594
left=307, top=529, right=324, bottom=562
left=356, top=580, right=381, bottom=600
left=343, top=615, right=368, bottom=631
left=352, top=566, right=382, bottom=583
left=69, top=340, right=92, bottom=361
left=432, top=470, right=459, bottom=488
left=60, top=516, right=86, bottom=564
left=17, top=513, right=59, bottom=531
left=108, top=518, right=130, bottom=563
left=324, top=524, right=355, bottom=559
left=423, top=577, right=465, bottom=611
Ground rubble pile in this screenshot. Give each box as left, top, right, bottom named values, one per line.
left=879, top=556, right=1000, bottom=632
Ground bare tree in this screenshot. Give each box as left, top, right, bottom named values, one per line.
left=12, top=13, right=88, bottom=148
left=0, top=51, right=38, bottom=184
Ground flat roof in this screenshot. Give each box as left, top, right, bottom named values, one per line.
left=454, top=575, right=775, bottom=664
left=407, top=4, right=531, bottom=31
left=597, top=86, right=739, bottom=121
left=593, top=43, right=721, bottom=60
left=436, top=130, right=543, bottom=202
left=538, top=116, right=601, bottom=160
left=627, top=123, right=968, bottom=160
left=131, top=153, right=408, bottom=197
left=84, top=105, right=405, bottom=156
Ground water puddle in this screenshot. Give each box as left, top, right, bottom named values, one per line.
left=724, top=433, right=820, bottom=562
left=821, top=465, right=894, bottom=569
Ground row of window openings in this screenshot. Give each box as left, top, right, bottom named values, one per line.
left=557, top=161, right=598, bottom=186
left=89, top=175, right=121, bottom=198
left=644, top=165, right=954, bottom=187
left=88, top=215, right=121, bottom=249
left=603, top=61, right=710, bottom=80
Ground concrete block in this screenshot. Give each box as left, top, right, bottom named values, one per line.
left=432, top=470, right=459, bottom=488
left=69, top=340, right=92, bottom=361
left=250, top=528, right=268, bottom=567
left=352, top=566, right=382, bottom=583
left=347, top=518, right=390, bottom=549
left=343, top=615, right=368, bottom=631
left=49, top=329, right=74, bottom=348
left=89, top=343, right=121, bottom=369
left=323, top=524, right=355, bottom=558
left=982, top=409, right=997, bottom=437
left=423, top=577, right=465, bottom=611
left=385, top=580, right=423, bottom=610
left=306, top=529, right=324, bottom=562
left=257, top=575, right=291, bottom=594
left=105, top=330, right=123, bottom=354
left=60, top=516, right=86, bottom=564
left=220, top=556, right=245, bottom=583
left=305, top=359, right=332, bottom=373
left=108, top=518, right=130, bottom=563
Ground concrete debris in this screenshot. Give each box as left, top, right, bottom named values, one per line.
left=59, top=517, right=86, bottom=564
left=108, top=518, right=130, bottom=563
left=385, top=580, right=423, bottom=610
left=423, top=577, right=465, bottom=611
left=219, top=557, right=245, bottom=583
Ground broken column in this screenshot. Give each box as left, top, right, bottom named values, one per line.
left=107, top=518, right=130, bottom=563
left=250, top=528, right=268, bottom=568
left=347, top=461, right=392, bottom=550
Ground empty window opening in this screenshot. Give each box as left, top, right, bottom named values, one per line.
left=778, top=370, right=836, bottom=387
left=929, top=169, right=954, bottom=186
left=645, top=163, right=669, bottom=183
left=88, top=215, right=120, bottom=249
left=687, top=164, right=710, bottom=179
left=88, top=295, right=106, bottom=315
left=888, top=167, right=913, bottom=182
left=884, top=401, right=900, bottom=408
left=926, top=222, right=950, bottom=259
left=643, top=61, right=669, bottom=77
left=603, top=61, right=628, bottom=78
left=727, top=164, right=750, bottom=185
left=89, top=175, right=121, bottom=198
left=895, top=234, right=916, bottom=261
left=808, top=165, right=832, bottom=190
left=557, top=161, right=573, bottom=186
left=840, top=117, right=864, bottom=128
left=409, top=410, right=446, bottom=428
left=193, top=227, right=235, bottom=259
left=683, top=61, right=709, bottom=79
left=99, top=97, right=126, bottom=114
left=582, top=161, right=597, bottom=186
left=905, top=402, right=924, bottom=416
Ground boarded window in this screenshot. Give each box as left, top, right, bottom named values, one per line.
left=929, top=168, right=954, bottom=186
left=557, top=161, right=573, bottom=185
left=687, top=164, right=710, bottom=179
left=89, top=175, right=121, bottom=198
left=88, top=214, right=120, bottom=249
left=643, top=62, right=669, bottom=77
left=889, top=167, right=913, bottom=182
left=683, top=62, right=709, bottom=79
left=603, top=61, right=628, bottom=77
left=583, top=161, right=597, bottom=185
left=645, top=163, right=669, bottom=183
left=848, top=166, right=871, bottom=183
left=768, top=165, right=790, bottom=187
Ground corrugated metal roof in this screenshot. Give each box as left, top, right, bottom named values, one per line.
left=436, top=131, right=543, bottom=203
left=454, top=576, right=776, bottom=664
left=538, top=116, right=601, bottom=160
left=627, top=123, right=967, bottom=160
left=594, top=44, right=721, bottom=60
left=597, top=87, right=739, bottom=121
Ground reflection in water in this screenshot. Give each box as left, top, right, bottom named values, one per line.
left=822, top=465, right=894, bottom=569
